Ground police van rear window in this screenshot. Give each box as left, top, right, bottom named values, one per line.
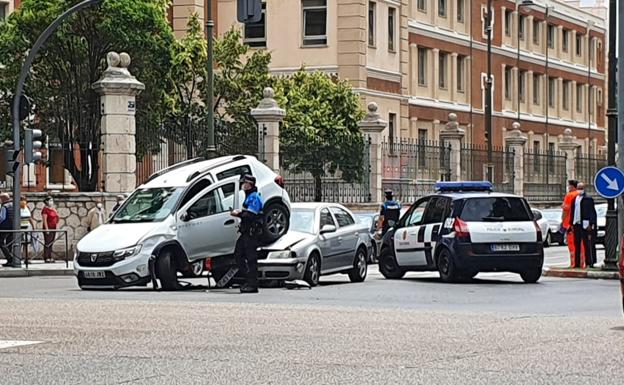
left=459, top=197, right=532, bottom=222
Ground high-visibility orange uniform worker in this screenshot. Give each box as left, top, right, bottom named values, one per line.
left=561, top=179, right=584, bottom=268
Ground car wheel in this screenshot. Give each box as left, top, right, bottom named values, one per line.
left=520, top=268, right=542, bottom=283
left=156, top=249, right=179, bottom=291
left=543, top=231, right=551, bottom=247
left=303, top=253, right=321, bottom=287
left=262, top=202, right=290, bottom=244
left=348, top=247, right=368, bottom=283
left=437, top=248, right=458, bottom=283
left=182, top=260, right=204, bottom=278
left=378, top=247, right=405, bottom=279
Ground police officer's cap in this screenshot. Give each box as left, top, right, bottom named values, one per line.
left=384, top=189, right=393, bottom=196
left=241, top=174, right=256, bottom=185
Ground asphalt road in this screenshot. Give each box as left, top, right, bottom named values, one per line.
left=0, top=246, right=622, bottom=385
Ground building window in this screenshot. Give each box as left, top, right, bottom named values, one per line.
left=547, top=25, right=555, bottom=49
left=244, top=2, right=266, bottom=48
left=418, top=129, right=427, bottom=167
left=439, top=52, right=448, bottom=89
left=563, top=81, right=570, bottom=110
left=0, top=3, right=7, bottom=21
left=562, top=29, right=569, bottom=52
left=548, top=77, right=556, bottom=108
left=504, top=67, right=512, bottom=100
left=418, top=0, right=427, bottom=12
left=368, top=2, right=376, bottom=47
left=418, top=48, right=427, bottom=86
left=533, top=141, right=540, bottom=172
left=302, top=0, right=327, bottom=46
left=533, top=20, right=540, bottom=45
left=456, top=0, right=464, bottom=22
left=389, top=113, right=396, bottom=142
left=518, top=15, right=525, bottom=40
left=576, top=84, right=583, bottom=112
left=504, top=9, right=512, bottom=37
left=519, top=71, right=526, bottom=102
left=388, top=7, right=396, bottom=51
left=438, top=0, right=447, bottom=18
left=533, top=75, right=540, bottom=105
left=548, top=142, right=556, bottom=173
left=576, top=34, right=582, bottom=56
left=457, top=55, right=466, bottom=92
left=589, top=87, right=595, bottom=115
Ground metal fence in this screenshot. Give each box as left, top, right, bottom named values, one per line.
left=381, top=138, right=451, bottom=202
left=523, top=150, right=567, bottom=202
left=0, top=229, right=70, bottom=268
left=461, top=144, right=515, bottom=194
left=576, top=153, right=607, bottom=197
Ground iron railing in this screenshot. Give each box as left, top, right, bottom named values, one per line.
left=0, top=229, right=70, bottom=268
left=461, top=144, right=515, bottom=194
left=576, top=153, right=607, bottom=197
left=523, top=150, right=567, bottom=202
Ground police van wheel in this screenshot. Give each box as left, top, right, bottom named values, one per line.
left=348, top=247, right=368, bottom=283
left=379, top=248, right=405, bottom=279
left=520, top=268, right=542, bottom=283
left=304, top=254, right=321, bottom=287
left=437, top=249, right=458, bottom=283
left=262, top=203, right=290, bottom=244
left=156, top=250, right=179, bottom=291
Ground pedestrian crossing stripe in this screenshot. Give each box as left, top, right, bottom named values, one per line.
left=0, top=340, right=43, bottom=350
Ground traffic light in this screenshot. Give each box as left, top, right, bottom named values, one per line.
left=237, top=0, right=262, bottom=23
left=4, top=146, right=20, bottom=176
left=24, top=128, right=43, bottom=164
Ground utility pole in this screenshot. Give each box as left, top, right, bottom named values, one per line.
left=604, top=0, right=618, bottom=270
left=485, top=0, right=493, bottom=182
left=206, top=0, right=216, bottom=159
left=617, top=0, right=624, bottom=264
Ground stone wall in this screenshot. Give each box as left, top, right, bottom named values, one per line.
left=23, top=192, right=121, bottom=256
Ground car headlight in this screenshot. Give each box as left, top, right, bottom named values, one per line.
left=267, top=250, right=295, bottom=259
left=113, top=245, right=142, bottom=259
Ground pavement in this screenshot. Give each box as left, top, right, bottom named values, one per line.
left=0, top=259, right=72, bottom=277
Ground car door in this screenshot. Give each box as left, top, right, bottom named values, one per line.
left=394, top=197, right=430, bottom=266
left=420, top=196, right=452, bottom=267
left=318, top=207, right=343, bottom=272
left=176, top=176, right=240, bottom=261
left=329, top=206, right=359, bottom=269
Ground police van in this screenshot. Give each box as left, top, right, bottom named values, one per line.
left=378, top=181, right=544, bottom=283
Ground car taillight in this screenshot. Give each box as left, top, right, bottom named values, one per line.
left=453, top=218, right=470, bottom=239
left=533, top=221, right=543, bottom=242
left=274, top=175, right=284, bottom=188
left=205, top=257, right=213, bottom=272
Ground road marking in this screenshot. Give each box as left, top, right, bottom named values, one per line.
left=0, top=340, right=43, bottom=350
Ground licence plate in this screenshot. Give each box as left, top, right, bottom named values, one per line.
left=83, top=271, right=106, bottom=279
left=491, top=244, right=520, bottom=252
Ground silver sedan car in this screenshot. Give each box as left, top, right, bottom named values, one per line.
left=257, top=203, right=372, bottom=286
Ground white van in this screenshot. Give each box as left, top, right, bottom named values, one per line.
left=74, top=155, right=291, bottom=290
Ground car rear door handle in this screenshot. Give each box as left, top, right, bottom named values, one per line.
left=224, top=219, right=236, bottom=226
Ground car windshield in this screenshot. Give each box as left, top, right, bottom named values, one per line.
left=460, top=197, right=532, bottom=222
left=289, top=209, right=316, bottom=234
left=542, top=210, right=562, bottom=222
left=112, top=187, right=184, bottom=223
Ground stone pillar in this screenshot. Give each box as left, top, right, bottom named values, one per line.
left=358, top=102, right=387, bottom=203
left=251, top=87, right=286, bottom=173
left=439, top=113, right=465, bottom=181
left=558, top=128, right=580, bottom=182
left=505, top=122, right=528, bottom=196
left=92, top=52, right=145, bottom=198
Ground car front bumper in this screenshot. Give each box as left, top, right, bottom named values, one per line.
left=74, top=252, right=152, bottom=289
left=258, top=258, right=306, bottom=281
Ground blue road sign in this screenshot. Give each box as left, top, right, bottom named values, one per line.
left=594, top=166, right=624, bottom=199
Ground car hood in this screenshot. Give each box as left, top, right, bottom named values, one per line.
left=76, top=222, right=164, bottom=253
left=261, top=230, right=313, bottom=250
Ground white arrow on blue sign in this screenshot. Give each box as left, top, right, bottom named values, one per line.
left=593, top=166, right=624, bottom=199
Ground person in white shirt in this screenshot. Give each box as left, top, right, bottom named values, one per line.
left=569, top=183, right=597, bottom=268
left=86, top=199, right=106, bottom=232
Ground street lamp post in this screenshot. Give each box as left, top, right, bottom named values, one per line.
left=205, top=0, right=217, bottom=159
left=485, top=0, right=493, bottom=182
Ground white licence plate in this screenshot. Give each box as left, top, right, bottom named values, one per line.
left=83, top=271, right=105, bottom=279
left=491, top=244, right=520, bottom=252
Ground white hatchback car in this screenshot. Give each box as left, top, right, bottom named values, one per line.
left=74, top=155, right=291, bottom=290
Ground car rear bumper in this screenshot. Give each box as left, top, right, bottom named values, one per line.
left=453, top=243, right=544, bottom=272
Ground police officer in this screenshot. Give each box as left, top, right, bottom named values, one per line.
left=377, top=189, right=401, bottom=236
left=230, top=175, right=264, bottom=293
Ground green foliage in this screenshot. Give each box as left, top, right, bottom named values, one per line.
left=0, top=0, right=174, bottom=191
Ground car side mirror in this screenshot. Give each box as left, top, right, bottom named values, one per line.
left=320, top=224, right=336, bottom=234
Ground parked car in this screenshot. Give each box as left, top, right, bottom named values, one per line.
left=355, top=213, right=380, bottom=263
left=250, top=203, right=372, bottom=286
left=378, top=181, right=544, bottom=283
left=74, top=155, right=291, bottom=290
left=540, top=208, right=566, bottom=246
left=532, top=209, right=552, bottom=247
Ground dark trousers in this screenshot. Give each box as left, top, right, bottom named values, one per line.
left=234, top=233, right=259, bottom=288
left=44, top=232, right=56, bottom=260
left=0, top=232, right=13, bottom=263
left=573, top=224, right=591, bottom=268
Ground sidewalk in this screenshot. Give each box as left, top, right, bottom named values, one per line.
left=541, top=246, right=620, bottom=280
left=0, top=259, right=74, bottom=278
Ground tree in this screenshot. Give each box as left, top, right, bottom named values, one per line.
left=0, top=0, right=174, bottom=191
left=275, top=71, right=365, bottom=202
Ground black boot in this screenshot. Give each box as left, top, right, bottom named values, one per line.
left=240, top=284, right=258, bottom=293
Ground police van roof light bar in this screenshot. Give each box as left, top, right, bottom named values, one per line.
left=435, top=181, right=494, bottom=192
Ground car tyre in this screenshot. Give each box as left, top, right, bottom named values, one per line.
left=156, top=249, right=179, bottom=291
left=348, top=247, right=368, bottom=283
left=262, top=202, right=290, bottom=244
left=543, top=231, right=551, bottom=247
left=378, top=248, right=405, bottom=279
left=437, top=248, right=458, bottom=283
left=303, top=253, right=321, bottom=287
left=181, top=260, right=204, bottom=278
left=520, top=268, right=542, bottom=283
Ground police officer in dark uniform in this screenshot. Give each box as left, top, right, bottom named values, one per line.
left=377, top=189, right=401, bottom=236
left=230, top=175, right=264, bottom=293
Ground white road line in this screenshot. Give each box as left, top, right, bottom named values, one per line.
left=0, top=340, right=43, bottom=350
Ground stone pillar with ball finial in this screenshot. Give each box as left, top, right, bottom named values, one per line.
left=558, top=128, right=581, bottom=182
left=92, top=52, right=145, bottom=206
left=505, top=122, right=528, bottom=196
left=358, top=102, right=387, bottom=203
left=439, top=113, right=465, bottom=181
left=251, top=87, right=286, bottom=173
